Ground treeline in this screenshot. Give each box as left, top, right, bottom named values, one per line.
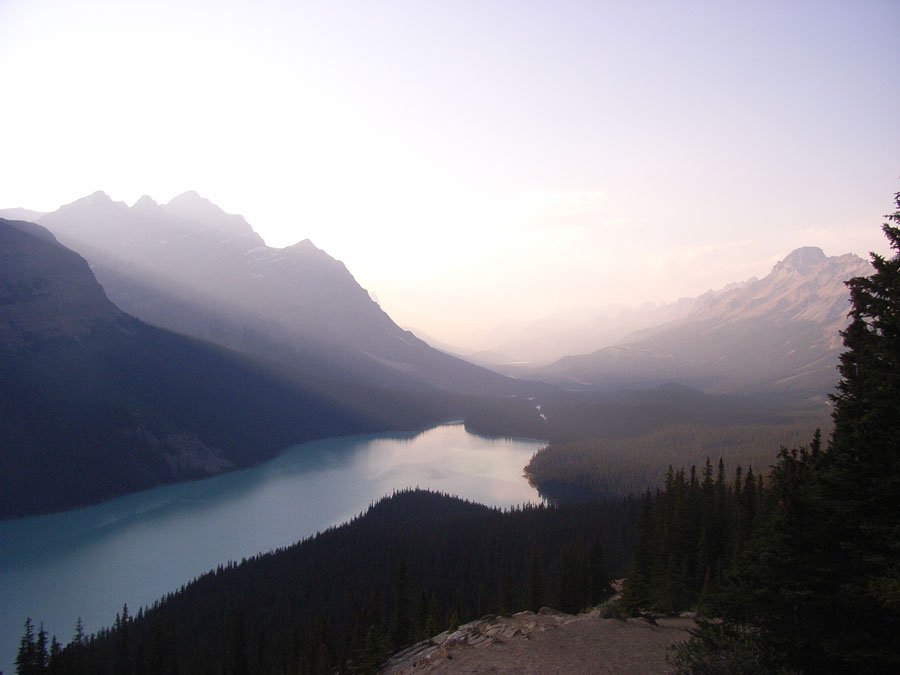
left=20, top=489, right=640, bottom=674
left=463, top=382, right=799, bottom=445
left=525, top=421, right=825, bottom=502
left=621, top=449, right=792, bottom=614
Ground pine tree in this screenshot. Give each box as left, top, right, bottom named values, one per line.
left=815, top=192, right=900, bottom=669
left=115, top=604, right=131, bottom=674
left=72, top=616, right=85, bottom=647
left=350, top=623, right=390, bottom=674
left=16, top=617, right=36, bottom=675
left=48, top=636, right=61, bottom=675
left=69, top=617, right=86, bottom=674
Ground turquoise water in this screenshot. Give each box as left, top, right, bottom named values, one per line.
left=0, top=423, right=544, bottom=671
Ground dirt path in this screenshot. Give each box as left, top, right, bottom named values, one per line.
left=381, top=608, right=694, bottom=674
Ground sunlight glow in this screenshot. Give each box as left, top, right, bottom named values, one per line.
left=1, top=0, right=898, bottom=346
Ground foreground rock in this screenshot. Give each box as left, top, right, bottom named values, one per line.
left=381, top=607, right=694, bottom=674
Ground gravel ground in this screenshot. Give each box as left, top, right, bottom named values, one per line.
left=382, top=608, right=694, bottom=675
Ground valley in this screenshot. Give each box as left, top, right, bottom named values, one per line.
left=2, top=192, right=896, bottom=674
left=3, top=2, right=899, bottom=670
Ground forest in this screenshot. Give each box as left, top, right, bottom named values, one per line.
left=626, top=203, right=900, bottom=673
left=525, top=420, right=826, bottom=502
left=15, top=489, right=639, bottom=674
left=462, top=381, right=798, bottom=445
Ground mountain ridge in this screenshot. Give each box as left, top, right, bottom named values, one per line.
left=0, top=218, right=453, bottom=517
left=523, top=247, right=871, bottom=395
left=36, top=191, right=530, bottom=396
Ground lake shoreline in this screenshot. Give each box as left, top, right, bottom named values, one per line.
left=0, top=423, right=544, bottom=674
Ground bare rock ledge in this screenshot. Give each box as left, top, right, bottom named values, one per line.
left=381, top=607, right=694, bottom=674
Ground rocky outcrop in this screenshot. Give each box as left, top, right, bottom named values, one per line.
left=381, top=606, right=694, bottom=674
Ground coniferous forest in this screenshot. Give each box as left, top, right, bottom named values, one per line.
left=15, top=490, right=638, bottom=675
left=629, top=198, right=900, bottom=673
left=13, top=198, right=900, bottom=673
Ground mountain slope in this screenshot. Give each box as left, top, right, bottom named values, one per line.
left=37, top=192, right=527, bottom=395
left=0, top=219, right=447, bottom=518
left=533, top=247, right=871, bottom=395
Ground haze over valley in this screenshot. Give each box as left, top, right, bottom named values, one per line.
left=1, top=1, right=898, bottom=673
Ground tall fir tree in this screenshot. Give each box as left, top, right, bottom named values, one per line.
left=16, top=617, right=36, bottom=675
left=815, top=192, right=900, bottom=669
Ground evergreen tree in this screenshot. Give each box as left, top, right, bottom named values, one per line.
left=115, top=603, right=131, bottom=674
left=714, top=443, right=827, bottom=668
left=35, top=622, right=48, bottom=673
left=48, top=636, right=61, bottom=675
left=69, top=617, right=86, bottom=674
left=350, top=623, right=390, bottom=674
left=72, top=616, right=84, bottom=647
left=814, top=192, right=900, bottom=669
left=16, top=617, right=36, bottom=675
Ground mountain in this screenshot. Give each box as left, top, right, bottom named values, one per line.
left=529, top=247, right=871, bottom=395
left=0, top=218, right=449, bottom=518
left=37, top=192, right=528, bottom=396
left=0, top=218, right=119, bottom=346
left=0, top=207, right=47, bottom=222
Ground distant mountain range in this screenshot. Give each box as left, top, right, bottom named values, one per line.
left=504, top=247, right=870, bottom=395
left=37, top=191, right=527, bottom=396
left=464, top=301, right=699, bottom=366
left=0, top=218, right=455, bottom=517
left=1, top=190, right=866, bottom=514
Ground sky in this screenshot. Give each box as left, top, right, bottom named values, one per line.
left=1, top=0, right=898, bottom=347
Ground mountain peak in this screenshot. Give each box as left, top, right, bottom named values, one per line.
left=132, top=194, right=160, bottom=210
left=168, top=189, right=203, bottom=202
left=285, top=238, right=322, bottom=253
left=70, top=190, right=116, bottom=207
left=165, top=190, right=223, bottom=215
left=775, top=246, right=827, bottom=274
left=59, top=190, right=128, bottom=213
left=86, top=190, right=112, bottom=202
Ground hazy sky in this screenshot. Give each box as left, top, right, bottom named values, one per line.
left=1, top=0, right=898, bottom=346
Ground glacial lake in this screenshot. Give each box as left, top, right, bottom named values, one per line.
left=0, top=423, right=544, bottom=672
